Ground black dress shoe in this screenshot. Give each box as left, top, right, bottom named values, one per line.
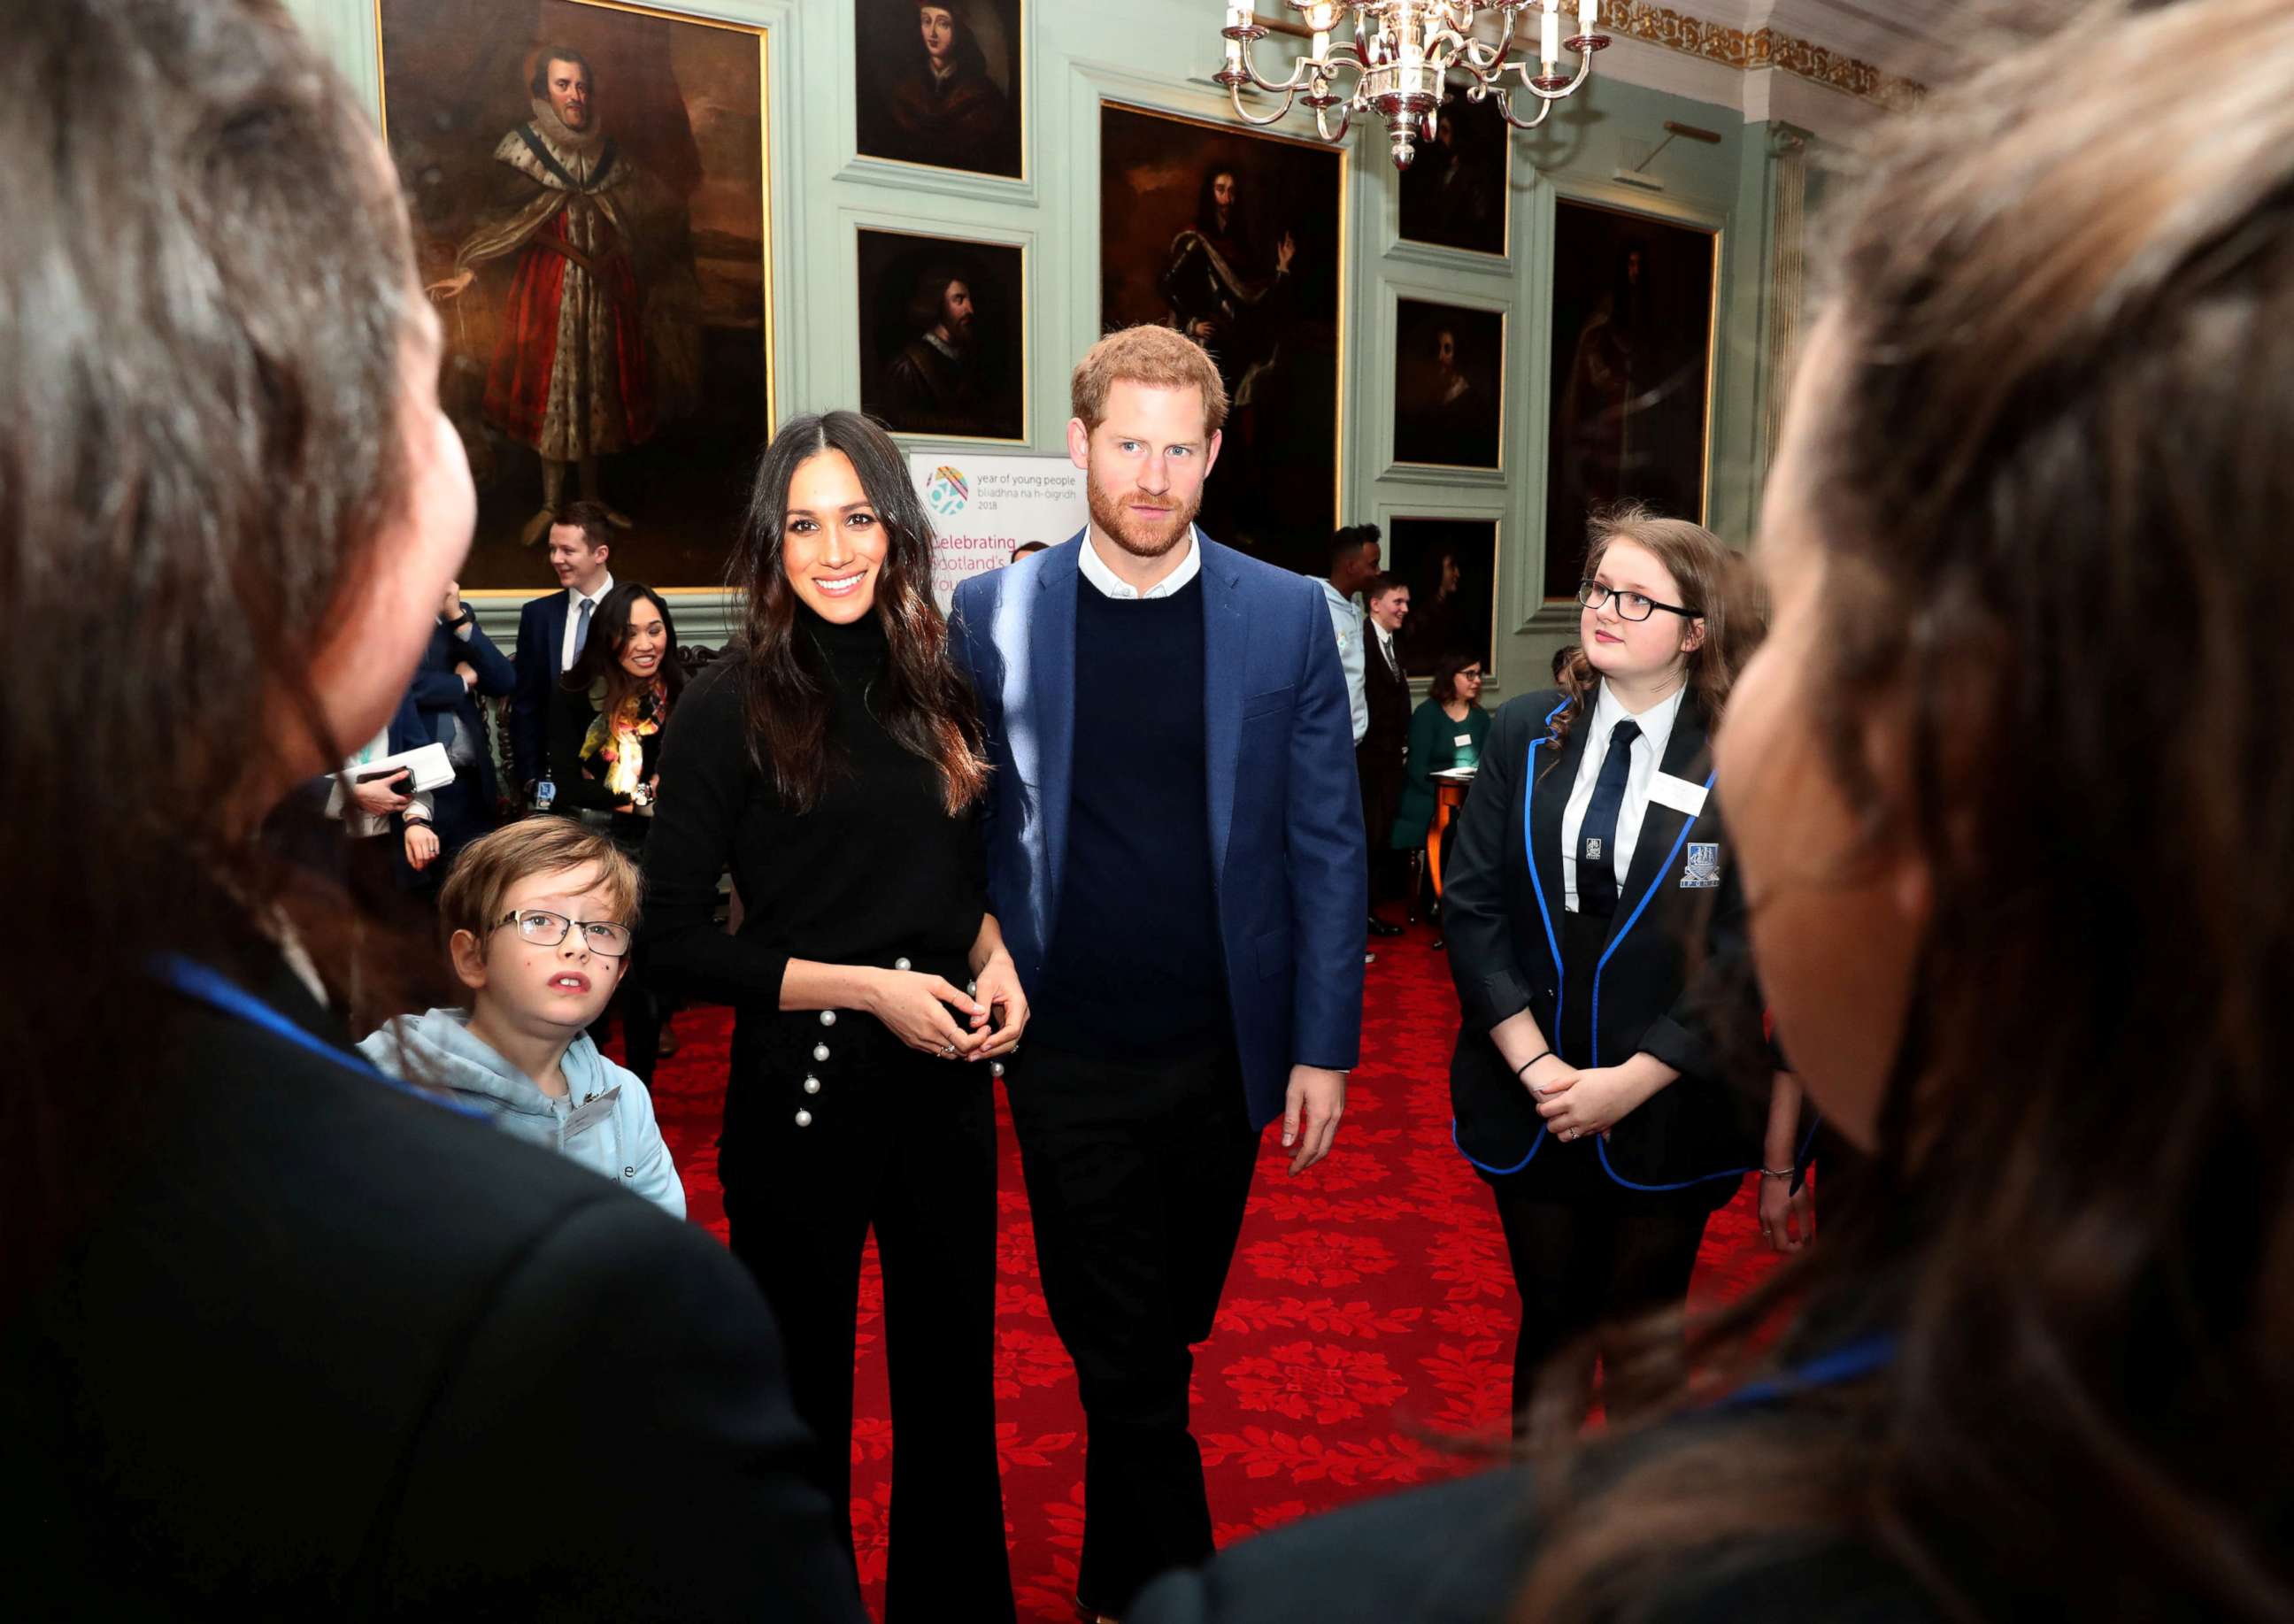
left=1366, top=915, right=1405, bottom=937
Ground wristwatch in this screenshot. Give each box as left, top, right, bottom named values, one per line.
left=443, top=609, right=474, bottom=629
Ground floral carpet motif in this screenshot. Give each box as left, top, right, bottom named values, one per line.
left=636, top=921, right=1782, bottom=1620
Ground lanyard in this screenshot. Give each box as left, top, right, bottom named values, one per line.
left=1720, top=1333, right=1898, bottom=1408
left=153, top=952, right=488, bottom=1120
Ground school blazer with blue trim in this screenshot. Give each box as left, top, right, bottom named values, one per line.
left=1441, top=687, right=1765, bottom=1192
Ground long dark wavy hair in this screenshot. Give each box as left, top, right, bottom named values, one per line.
left=1516, top=3, right=2294, bottom=1618
left=562, top=581, right=688, bottom=720
left=1, top=0, right=434, bottom=1304
left=727, top=410, right=986, bottom=815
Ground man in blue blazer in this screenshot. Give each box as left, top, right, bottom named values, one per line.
left=950, top=325, right=1366, bottom=1620
left=510, top=499, right=615, bottom=797
left=389, top=582, right=516, bottom=889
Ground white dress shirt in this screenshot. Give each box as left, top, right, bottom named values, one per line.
left=560, top=571, right=615, bottom=671
left=1560, top=680, right=1687, bottom=913
left=1079, top=527, right=1201, bottom=600
left=1320, top=580, right=1369, bottom=743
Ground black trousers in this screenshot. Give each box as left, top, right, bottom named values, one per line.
left=719, top=1011, right=1014, bottom=1622
left=1482, top=906, right=1713, bottom=1431
left=1003, top=1038, right=1262, bottom=1614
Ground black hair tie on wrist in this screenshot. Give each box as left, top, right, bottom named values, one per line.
left=1515, top=1050, right=1552, bottom=1078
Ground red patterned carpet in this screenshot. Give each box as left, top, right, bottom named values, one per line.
left=635, top=920, right=1782, bottom=1620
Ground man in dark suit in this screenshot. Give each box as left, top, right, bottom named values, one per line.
left=1360, top=573, right=1413, bottom=934
left=389, top=581, right=516, bottom=889
left=511, top=499, right=615, bottom=799
left=951, top=325, right=1366, bottom=1621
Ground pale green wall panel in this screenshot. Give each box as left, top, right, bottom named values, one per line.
left=281, top=0, right=1785, bottom=672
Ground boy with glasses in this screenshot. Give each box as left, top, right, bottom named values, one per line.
left=359, top=820, right=685, bottom=1216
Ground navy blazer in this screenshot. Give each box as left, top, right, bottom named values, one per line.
left=950, top=532, right=1367, bottom=1130
left=511, top=589, right=573, bottom=788
left=389, top=619, right=516, bottom=810
left=1442, top=687, right=1764, bottom=1196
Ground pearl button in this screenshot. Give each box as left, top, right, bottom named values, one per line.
left=795, top=1109, right=812, bottom=1128
left=966, top=981, right=977, bottom=997
left=813, top=1043, right=830, bottom=1063
left=819, top=1009, right=837, bottom=1028
left=804, top=1075, right=820, bottom=1094
left=894, top=957, right=912, bottom=972
left=991, top=1062, right=1005, bottom=1079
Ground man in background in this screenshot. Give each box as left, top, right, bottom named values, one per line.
left=512, top=500, right=616, bottom=803
left=1360, top=573, right=1413, bottom=936
left=1320, top=524, right=1380, bottom=748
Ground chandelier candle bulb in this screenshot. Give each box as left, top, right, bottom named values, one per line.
left=1581, top=0, right=1599, bottom=33
left=1541, top=6, right=1561, bottom=67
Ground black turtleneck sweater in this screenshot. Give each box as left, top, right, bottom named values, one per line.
left=639, top=608, right=986, bottom=1010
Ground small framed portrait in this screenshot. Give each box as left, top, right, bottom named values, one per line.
left=1397, top=89, right=1509, bottom=257
left=854, top=0, right=1024, bottom=181
left=1391, top=298, right=1504, bottom=471
left=1543, top=198, right=1718, bottom=598
left=1388, top=516, right=1497, bottom=679
left=858, top=228, right=1026, bottom=443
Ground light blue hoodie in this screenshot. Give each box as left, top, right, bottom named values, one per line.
left=358, top=1008, right=686, bottom=1219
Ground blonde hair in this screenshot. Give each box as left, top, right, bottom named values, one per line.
left=1071, top=324, right=1229, bottom=436
left=436, top=819, right=643, bottom=957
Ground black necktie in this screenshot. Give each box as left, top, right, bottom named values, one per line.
left=1577, top=720, right=1641, bottom=917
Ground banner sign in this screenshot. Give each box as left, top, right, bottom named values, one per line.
left=907, top=452, right=1088, bottom=610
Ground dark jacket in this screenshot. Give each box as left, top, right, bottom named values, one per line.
left=1129, top=1456, right=1932, bottom=1624
left=1442, top=687, right=1765, bottom=1193
left=0, top=945, right=863, bottom=1621
left=512, top=589, right=574, bottom=789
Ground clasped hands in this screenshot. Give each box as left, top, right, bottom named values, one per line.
left=863, top=950, right=1029, bottom=1064
left=1520, top=1051, right=1670, bottom=1143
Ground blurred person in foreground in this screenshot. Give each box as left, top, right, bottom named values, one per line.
left=1135, top=1, right=2294, bottom=1617
left=0, top=3, right=858, bottom=1615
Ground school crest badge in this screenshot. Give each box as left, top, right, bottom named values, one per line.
left=1681, top=843, right=1721, bottom=889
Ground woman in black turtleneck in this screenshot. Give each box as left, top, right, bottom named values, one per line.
left=642, top=412, right=1025, bottom=1620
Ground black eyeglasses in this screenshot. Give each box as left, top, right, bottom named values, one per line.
left=1577, top=581, right=1698, bottom=622
left=495, top=909, right=633, bottom=958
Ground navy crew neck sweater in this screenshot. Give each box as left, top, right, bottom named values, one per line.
left=1030, top=573, right=1229, bottom=1058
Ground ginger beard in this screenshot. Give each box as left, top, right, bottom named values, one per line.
left=1085, top=465, right=1198, bottom=561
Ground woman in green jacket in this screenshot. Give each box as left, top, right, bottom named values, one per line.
left=1390, top=651, right=1492, bottom=866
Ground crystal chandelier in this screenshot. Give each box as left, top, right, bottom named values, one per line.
left=1216, top=2, right=1612, bottom=168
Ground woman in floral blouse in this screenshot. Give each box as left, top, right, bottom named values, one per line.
left=548, top=581, right=689, bottom=1077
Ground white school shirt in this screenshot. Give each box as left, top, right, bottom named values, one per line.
left=1559, top=681, right=1686, bottom=914
left=1078, top=527, right=1201, bottom=600
left=560, top=571, right=615, bottom=672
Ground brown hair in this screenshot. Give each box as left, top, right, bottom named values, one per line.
left=1519, top=3, right=2294, bottom=1617
left=1364, top=572, right=1406, bottom=603
left=1072, top=323, right=1229, bottom=437
left=527, top=46, right=594, bottom=100
left=1, top=0, right=432, bottom=1302
left=1428, top=650, right=1483, bottom=706
left=1547, top=505, right=1759, bottom=749
left=438, top=820, right=641, bottom=966
left=728, top=410, right=989, bottom=815
left=554, top=499, right=614, bottom=553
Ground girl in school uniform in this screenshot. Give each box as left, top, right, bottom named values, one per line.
left=1440, top=507, right=1766, bottom=1426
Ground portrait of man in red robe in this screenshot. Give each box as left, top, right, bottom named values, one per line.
left=428, top=47, right=701, bottom=545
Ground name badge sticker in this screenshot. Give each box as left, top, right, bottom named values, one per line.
left=1648, top=773, right=1710, bottom=819
left=563, top=1085, right=622, bottom=1143
left=1453, top=733, right=1474, bottom=747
